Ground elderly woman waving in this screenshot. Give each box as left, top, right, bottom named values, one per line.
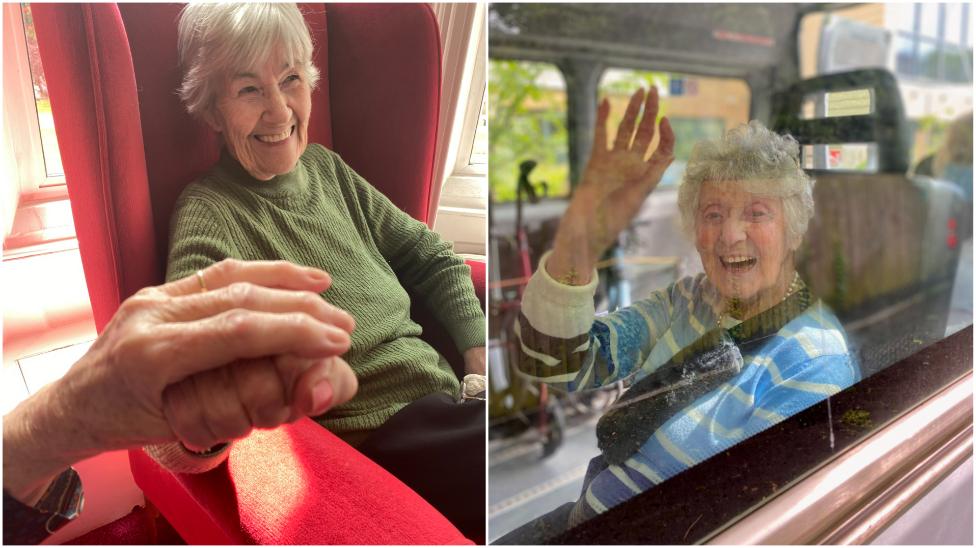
left=148, top=3, right=485, bottom=539
left=507, top=87, right=860, bottom=540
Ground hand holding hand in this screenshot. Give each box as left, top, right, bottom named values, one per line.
left=162, top=354, right=357, bottom=453
left=549, top=87, right=675, bottom=284
left=4, top=259, right=357, bottom=503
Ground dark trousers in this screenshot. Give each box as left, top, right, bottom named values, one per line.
left=358, top=392, right=486, bottom=544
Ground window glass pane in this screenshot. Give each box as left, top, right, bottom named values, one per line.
left=488, top=59, right=569, bottom=201
left=801, top=143, right=878, bottom=171
left=593, top=69, right=749, bottom=303
left=884, top=2, right=918, bottom=33
left=967, top=5, right=973, bottom=47
left=800, top=4, right=971, bottom=187
left=469, top=86, right=488, bottom=166
left=20, top=3, right=63, bottom=180
left=490, top=3, right=973, bottom=543
left=894, top=32, right=919, bottom=77
left=917, top=38, right=940, bottom=80
left=598, top=70, right=750, bottom=190
left=944, top=3, right=963, bottom=44
left=919, top=2, right=940, bottom=39
left=943, top=44, right=971, bottom=83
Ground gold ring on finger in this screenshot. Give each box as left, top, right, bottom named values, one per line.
left=195, top=270, right=208, bottom=292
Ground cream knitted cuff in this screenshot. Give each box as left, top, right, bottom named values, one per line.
left=519, top=251, right=599, bottom=339
left=143, top=441, right=231, bottom=474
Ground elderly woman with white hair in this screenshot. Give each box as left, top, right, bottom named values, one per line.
left=503, top=87, right=859, bottom=541
left=146, top=3, right=486, bottom=539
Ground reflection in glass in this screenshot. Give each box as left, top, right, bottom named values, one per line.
left=501, top=118, right=860, bottom=542
left=801, top=143, right=878, bottom=172
left=489, top=60, right=570, bottom=201
left=943, top=45, right=973, bottom=83
left=918, top=39, right=939, bottom=80
left=894, top=33, right=919, bottom=77
left=597, top=70, right=750, bottom=189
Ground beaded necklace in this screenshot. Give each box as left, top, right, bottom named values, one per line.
left=717, top=271, right=803, bottom=330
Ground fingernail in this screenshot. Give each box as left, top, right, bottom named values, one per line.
left=327, top=328, right=351, bottom=348
left=308, top=269, right=330, bottom=281
left=311, top=379, right=334, bottom=414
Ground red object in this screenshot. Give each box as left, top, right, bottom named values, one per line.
left=127, top=419, right=470, bottom=545
left=828, top=148, right=842, bottom=167
left=33, top=3, right=480, bottom=544
left=63, top=503, right=184, bottom=545
left=64, top=505, right=156, bottom=545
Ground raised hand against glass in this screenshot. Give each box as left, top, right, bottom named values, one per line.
left=548, top=86, right=675, bottom=284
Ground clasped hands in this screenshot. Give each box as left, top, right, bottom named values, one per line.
left=96, top=259, right=360, bottom=453
left=4, top=259, right=361, bottom=505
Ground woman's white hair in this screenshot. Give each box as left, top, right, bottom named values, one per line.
left=677, top=120, right=815, bottom=248
left=177, top=3, right=321, bottom=120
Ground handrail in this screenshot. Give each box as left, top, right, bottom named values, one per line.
left=706, top=371, right=973, bottom=544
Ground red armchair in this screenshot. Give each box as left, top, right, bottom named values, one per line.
left=33, top=3, right=482, bottom=544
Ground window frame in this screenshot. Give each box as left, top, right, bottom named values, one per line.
left=552, top=328, right=973, bottom=545
left=432, top=2, right=488, bottom=201
left=889, top=3, right=973, bottom=84
left=486, top=56, right=574, bottom=203
left=6, top=2, right=67, bottom=201
left=452, top=38, right=487, bottom=178
left=430, top=3, right=487, bottom=256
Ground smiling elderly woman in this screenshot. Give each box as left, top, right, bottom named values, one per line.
left=504, top=88, right=859, bottom=541
left=148, top=3, right=485, bottom=539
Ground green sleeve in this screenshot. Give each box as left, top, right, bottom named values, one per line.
left=337, top=160, right=485, bottom=353
left=165, top=192, right=242, bottom=283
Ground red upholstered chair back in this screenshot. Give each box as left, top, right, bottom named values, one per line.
left=31, top=4, right=157, bottom=331
left=35, top=3, right=442, bottom=333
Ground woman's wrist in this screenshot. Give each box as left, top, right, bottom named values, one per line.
left=545, top=249, right=594, bottom=286
left=548, top=220, right=597, bottom=286
left=548, top=198, right=604, bottom=285
left=2, top=380, right=90, bottom=505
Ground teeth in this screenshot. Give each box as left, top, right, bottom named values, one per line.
left=256, top=127, right=291, bottom=143
left=723, top=256, right=755, bottom=265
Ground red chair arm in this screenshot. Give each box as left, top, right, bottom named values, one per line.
left=129, top=418, right=470, bottom=544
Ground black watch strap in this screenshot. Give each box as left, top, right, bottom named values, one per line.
left=3, top=467, right=84, bottom=544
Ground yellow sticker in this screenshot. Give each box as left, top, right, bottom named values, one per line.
left=825, top=89, right=873, bottom=117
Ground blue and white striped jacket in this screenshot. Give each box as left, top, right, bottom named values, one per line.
left=516, top=253, right=860, bottom=527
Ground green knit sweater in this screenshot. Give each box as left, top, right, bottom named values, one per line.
left=165, top=143, right=485, bottom=437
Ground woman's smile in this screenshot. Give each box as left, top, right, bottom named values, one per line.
left=695, top=181, right=795, bottom=315
left=254, top=124, right=295, bottom=145
left=719, top=254, right=758, bottom=274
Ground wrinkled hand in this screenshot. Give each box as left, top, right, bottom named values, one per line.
left=549, top=87, right=675, bottom=283
left=162, top=354, right=358, bottom=452
left=4, top=259, right=357, bottom=504
left=462, top=346, right=486, bottom=376
left=76, top=259, right=357, bottom=450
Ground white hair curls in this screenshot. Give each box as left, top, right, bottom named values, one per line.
left=677, top=120, right=815, bottom=248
